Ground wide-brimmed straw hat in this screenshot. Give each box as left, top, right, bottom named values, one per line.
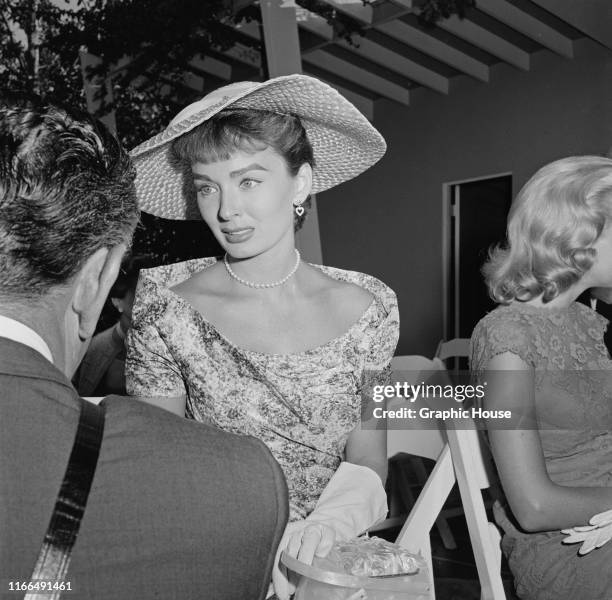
left=130, top=74, right=387, bottom=220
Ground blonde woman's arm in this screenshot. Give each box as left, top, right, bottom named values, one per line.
left=485, top=351, right=612, bottom=532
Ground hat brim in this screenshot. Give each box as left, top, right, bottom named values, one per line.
left=131, top=74, right=386, bottom=220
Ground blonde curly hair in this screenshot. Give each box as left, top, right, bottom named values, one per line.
left=484, top=156, right=612, bottom=304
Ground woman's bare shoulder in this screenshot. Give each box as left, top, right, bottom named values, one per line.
left=306, top=265, right=374, bottom=314
left=171, top=261, right=227, bottom=302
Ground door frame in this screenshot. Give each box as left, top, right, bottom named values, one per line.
left=441, top=172, right=512, bottom=341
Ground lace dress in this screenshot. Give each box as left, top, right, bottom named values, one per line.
left=471, top=302, right=612, bottom=600
left=125, top=257, right=399, bottom=522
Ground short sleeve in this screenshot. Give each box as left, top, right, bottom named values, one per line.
left=125, top=278, right=186, bottom=398
left=363, top=287, right=400, bottom=388
left=470, top=309, right=537, bottom=374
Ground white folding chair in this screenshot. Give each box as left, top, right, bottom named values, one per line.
left=444, top=420, right=506, bottom=600
left=387, top=357, right=506, bottom=600
left=434, top=338, right=470, bottom=361
left=383, top=356, right=455, bottom=596
left=386, top=356, right=460, bottom=551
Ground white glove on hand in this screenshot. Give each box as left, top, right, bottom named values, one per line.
left=562, top=509, right=612, bottom=555
left=270, top=462, right=388, bottom=599
left=305, top=462, right=388, bottom=539
left=271, top=520, right=336, bottom=600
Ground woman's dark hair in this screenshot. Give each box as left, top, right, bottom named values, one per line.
left=172, top=108, right=315, bottom=230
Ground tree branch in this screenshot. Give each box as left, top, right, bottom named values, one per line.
left=0, top=1, right=29, bottom=76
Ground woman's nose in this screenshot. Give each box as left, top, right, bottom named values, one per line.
left=217, top=189, right=241, bottom=221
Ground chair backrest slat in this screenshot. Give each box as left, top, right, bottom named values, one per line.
left=445, top=422, right=506, bottom=599
left=387, top=355, right=507, bottom=600
left=435, top=338, right=470, bottom=361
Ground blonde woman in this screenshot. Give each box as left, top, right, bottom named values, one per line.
left=472, top=156, right=612, bottom=600
left=125, top=75, right=398, bottom=598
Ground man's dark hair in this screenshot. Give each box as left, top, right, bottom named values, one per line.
left=0, top=97, right=139, bottom=299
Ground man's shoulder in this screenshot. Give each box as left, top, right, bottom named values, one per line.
left=96, top=396, right=288, bottom=530
left=101, top=395, right=274, bottom=460
left=0, top=337, right=70, bottom=388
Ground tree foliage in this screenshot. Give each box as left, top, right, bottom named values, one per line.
left=0, top=0, right=86, bottom=107
left=0, top=0, right=250, bottom=147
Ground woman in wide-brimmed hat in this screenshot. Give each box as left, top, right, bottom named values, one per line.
left=125, top=74, right=399, bottom=598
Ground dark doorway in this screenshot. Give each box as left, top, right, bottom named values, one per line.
left=445, top=175, right=513, bottom=342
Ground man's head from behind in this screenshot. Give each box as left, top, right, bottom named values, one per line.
left=0, top=98, right=139, bottom=376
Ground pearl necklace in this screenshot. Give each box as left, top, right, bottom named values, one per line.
left=224, top=249, right=301, bottom=289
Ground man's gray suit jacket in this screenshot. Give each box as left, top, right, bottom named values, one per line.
left=0, top=337, right=288, bottom=599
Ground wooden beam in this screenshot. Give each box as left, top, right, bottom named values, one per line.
left=221, top=42, right=262, bottom=69
left=304, top=69, right=375, bottom=119
left=376, top=20, right=489, bottom=81
left=299, top=7, right=448, bottom=93
left=260, top=0, right=302, bottom=76
left=476, top=0, right=573, bottom=58
left=530, top=0, right=612, bottom=52
left=182, top=71, right=205, bottom=92
left=437, top=14, right=530, bottom=70
left=317, top=0, right=413, bottom=25
left=391, top=0, right=413, bottom=9
left=189, top=54, right=232, bottom=81
left=304, top=49, right=411, bottom=105
left=235, top=16, right=375, bottom=116
left=298, top=9, right=334, bottom=41
left=316, top=0, right=374, bottom=25
left=340, top=35, right=449, bottom=93
left=259, top=0, right=324, bottom=264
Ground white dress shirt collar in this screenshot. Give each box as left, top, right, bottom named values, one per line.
left=0, top=315, right=54, bottom=364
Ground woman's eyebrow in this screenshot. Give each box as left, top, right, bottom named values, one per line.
left=192, top=163, right=269, bottom=181
left=229, top=163, right=268, bottom=177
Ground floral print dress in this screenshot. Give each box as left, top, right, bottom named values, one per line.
left=125, top=257, right=399, bottom=522
left=471, top=302, right=612, bottom=600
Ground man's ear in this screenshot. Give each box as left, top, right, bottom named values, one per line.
left=72, top=245, right=126, bottom=340
left=293, top=162, right=313, bottom=205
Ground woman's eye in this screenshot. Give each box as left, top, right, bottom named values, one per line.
left=196, top=184, right=217, bottom=196
left=240, top=178, right=260, bottom=190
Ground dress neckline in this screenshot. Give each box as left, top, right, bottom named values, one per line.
left=149, top=257, right=380, bottom=358
left=499, top=300, right=608, bottom=326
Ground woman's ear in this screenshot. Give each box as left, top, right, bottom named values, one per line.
left=293, top=162, right=313, bottom=204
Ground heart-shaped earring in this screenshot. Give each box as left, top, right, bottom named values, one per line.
left=294, top=204, right=305, bottom=217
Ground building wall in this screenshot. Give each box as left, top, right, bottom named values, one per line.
left=317, top=38, right=612, bottom=356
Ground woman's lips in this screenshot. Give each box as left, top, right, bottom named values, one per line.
left=222, top=227, right=254, bottom=243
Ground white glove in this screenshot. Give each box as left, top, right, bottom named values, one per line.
left=562, top=509, right=612, bottom=555
left=271, top=462, right=388, bottom=599
left=270, top=520, right=336, bottom=600
left=305, top=462, right=388, bottom=538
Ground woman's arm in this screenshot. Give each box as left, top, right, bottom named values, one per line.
left=125, top=296, right=188, bottom=416
left=485, top=351, right=612, bottom=531
left=348, top=281, right=398, bottom=484
left=135, top=394, right=187, bottom=416
left=345, top=425, right=388, bottom=483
